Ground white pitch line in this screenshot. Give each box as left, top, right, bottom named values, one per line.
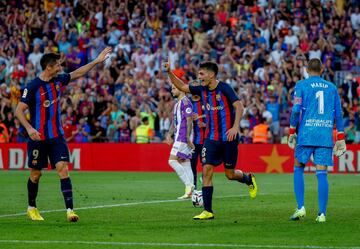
left=0, top=240, right=358, bottom=249
left=0, top=193, right=267, bottom=218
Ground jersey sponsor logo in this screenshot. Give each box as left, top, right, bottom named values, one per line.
left=185, top=107, right=192, bottom=114
left=294, top=97, right=302, bottom=105
left=305, top=119, right=333, bottom=128
left=22, top=88, right=28, bottom=98
left=206, top=103, right=224, bottom=111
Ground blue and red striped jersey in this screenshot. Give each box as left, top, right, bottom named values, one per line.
left=191, top=99, right=206, bottom=145
left=20, top=73, right=71, bottom=140
left=189, top=81, right=239, bottom=142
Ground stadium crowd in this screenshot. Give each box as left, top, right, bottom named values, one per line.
left=1, top=0, right=360, bottom=144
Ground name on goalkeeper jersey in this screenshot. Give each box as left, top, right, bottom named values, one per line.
left=305, top=119, right=333, bottom=128
left=310, top=82, right=328, bottom=88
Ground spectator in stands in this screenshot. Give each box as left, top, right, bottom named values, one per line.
left=0, top=118, right=9, bottom=143
left=239, top=127, right=252, bottom=144
left=90, top=120, right=107, bottom=142
left=345, top=119, right=356, bottom=144
left=73, top=117, right=91, bottom=143
left=250, top=117, right=272, bottom=144
left=281, top=127, right=289, bottom=144
left=134, top=116, right=153, bottom=143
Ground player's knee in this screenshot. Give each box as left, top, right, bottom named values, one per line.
left=30, top=171, right=42, bottom=183
left=168, top=159, right=177, bottom=169
left=316, top=165, right=326, bottom=171
left=294, top=158, right=305, bottom=167
left=56, top=162, right=69, bottom=178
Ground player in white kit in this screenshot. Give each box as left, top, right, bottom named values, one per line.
left=167, top=84, right=195, bottom=199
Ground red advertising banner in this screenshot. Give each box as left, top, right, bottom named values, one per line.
left=0, top=143, right=359, bottom=173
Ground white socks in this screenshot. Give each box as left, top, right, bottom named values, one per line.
left=180, top=160, right=194, bottom=187
left=168, top=159, right=194, bottom=187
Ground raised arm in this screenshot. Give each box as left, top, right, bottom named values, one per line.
left=162, top=58, right=190, bottom=93
left=70, top=47, right=112, bottom=81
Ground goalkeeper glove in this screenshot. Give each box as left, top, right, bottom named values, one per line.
left=333, top=132, right=347, bottom=157
left=288, top=127, right=297, bottom=149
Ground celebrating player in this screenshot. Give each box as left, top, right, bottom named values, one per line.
left=288, top=58, right=346, bottom=222
left=164, top=59, right=257, bottom=220
left=15, top=47, right=112, bottom=222
left=166, top=81, right=195, bottom=199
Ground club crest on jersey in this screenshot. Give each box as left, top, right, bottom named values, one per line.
left=43, top=100, right=51, bottom=107
left=185, top=107, right=192, bottom=114
left=32, top=160, right=37, bottom=165
left=216, top=94, right=221, bottom=101
left=56, top=84, right=60, bottom=91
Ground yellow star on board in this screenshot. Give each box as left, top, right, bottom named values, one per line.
left=260, top=146, right=290, bottom=173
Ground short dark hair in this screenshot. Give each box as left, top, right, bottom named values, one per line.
left=40, top=53, right=61, bottom=70
left=142, top=117, right=149, bottom=123
left=307, top=58, right=322, bottom=73
left=199, top=61, right=218, bottom=76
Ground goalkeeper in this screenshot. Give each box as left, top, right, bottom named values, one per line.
left=287, top=58, right=346, bottom=223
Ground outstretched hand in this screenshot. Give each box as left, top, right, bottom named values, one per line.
left=96, top=47, right=112, bottom=64
left=162, top=56, right=170, bottom=73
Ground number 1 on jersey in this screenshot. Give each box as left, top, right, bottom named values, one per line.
left=316, top=90, right=324, bottom=114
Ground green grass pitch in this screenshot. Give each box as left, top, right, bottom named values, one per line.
left=0, top=171, right=359, bottom=249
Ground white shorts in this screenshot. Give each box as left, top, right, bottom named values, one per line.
left=170, top=141, right=193, bottom=160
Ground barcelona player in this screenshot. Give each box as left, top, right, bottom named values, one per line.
left=189, top=80, right=206, bottom=190
left=288, top=58, right=346, bottom=222
left=164, top=59, right=257, bottom=220
left=15, top=47, right=112, bottom=222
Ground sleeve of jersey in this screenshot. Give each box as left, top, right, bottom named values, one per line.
left=290, top=84, right=302, bottom=127
left=189, top=85, right=202, bottom=96
left=58, top=73, right=71, bottom=87
left=222, top=83, right=239, bottom=104
left=182, top=100, right=193, bottom=118
left=20, top=85, right=35, bottom=105
left=334, top=90, right=344, bottom=132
